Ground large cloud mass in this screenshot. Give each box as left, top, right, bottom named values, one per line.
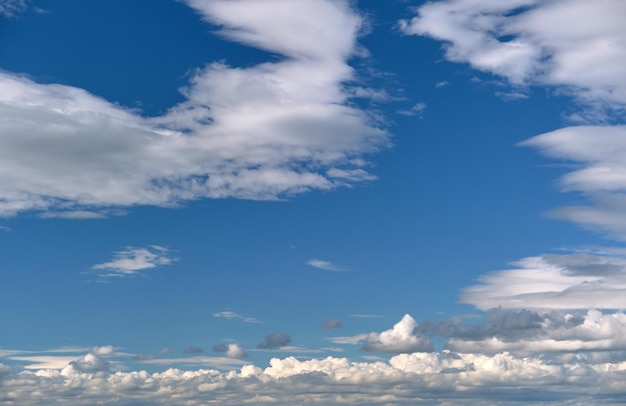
left=2, top=351, right=626, bottom=405
left=0, top=0, right=387, bottom=217
left=401, top=0, right=626, bottom=109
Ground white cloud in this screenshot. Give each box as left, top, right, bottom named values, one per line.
left=213, top=311, right=261, bottom=323
left=362, top=314, right=435, bottom=353
left=91, top=246, right=173, bottom=279
left=306, top=259, right=344, bottom=271
left=397, top=102, right=426, bottom=117
left=0, top=225, right=10, bottom=231
left=0, top=0, right=387, bottom=218
left=441, top=308, right=626, bottom=356
left=326, top=334, right=368, bottom=345
left=461, top=251, right=626, bottom=310
left=401, top=0, right=626, bottom=113
left=213, top=343, right=248, bottom=358
left=519, top=125, right=626, bottom=238
left=0, top=0, right=27, bottom=17
left=3, top=351, right=626, bottom=404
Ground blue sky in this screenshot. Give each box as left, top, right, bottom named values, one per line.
left=2, top=0, right=626, bottom=404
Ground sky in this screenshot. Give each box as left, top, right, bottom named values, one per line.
left=1, top=0, right=626, bottom=404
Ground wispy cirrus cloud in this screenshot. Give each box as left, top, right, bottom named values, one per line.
left=0, top=0, right=27, bottom=18
left=306, top=259, right=345, bottom=271
left=91, top=246, right=174, bottom=280
left=213, top=311, right=261, bottom=324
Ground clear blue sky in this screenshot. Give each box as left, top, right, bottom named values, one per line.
left=2, top=0, right=626, bottom=404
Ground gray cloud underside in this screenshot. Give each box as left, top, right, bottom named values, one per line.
left=1, top=351, right=626, bottom=405
left=0, top=0, right=387, bottom=217
left=461, top=251, right=626, bottom=310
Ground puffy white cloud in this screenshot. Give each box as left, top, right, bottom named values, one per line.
left=401, top=0, right=626, bottom=111
left=306, top=259, right=344, bottom=271
left=0, top=0, right=387, bottom=218
left=362, top=314, right=434, bottom=353
left=461, top=251, right=626, bottom=310
left=91, top=246, right=173, bottom=280
left=2, top=351, right=626, bottom=404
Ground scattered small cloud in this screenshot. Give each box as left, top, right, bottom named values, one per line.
left=327, top=334, right=368, bottom=345
left=213, top=343, right=248, bottom=358
left=213, top=311, right=261, bottom=323
left=131, top=354, right=153, bottom=361
left=435, top=81, right=449, bottom=88
left=90, top=345, right=115, bottom=356
left=322, top=319, right=343, bottom=330
left=257, top=333, right=292, bottom=350
left=306, top=259, right=345, bottom=272
left=158, top=347, right=171, bottom=354
left=350, top=314, right=383, bottom=319
left=397, top=102, right=426, bottom=117
left=0, top=225, right=10, bottom=232
left=91, top=246, right=174, bottom=280
left=182, top=346, right=203, bottom=354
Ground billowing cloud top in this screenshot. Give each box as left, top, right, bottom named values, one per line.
left=0, top=0, right=387, bottom=218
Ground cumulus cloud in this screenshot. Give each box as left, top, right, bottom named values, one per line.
left=0, top=0, right=387, bottom=218
left=362, top=314, right=434, bottom=353
left=322, top=319, right=343, bottom=330
left=91, top=246, right=173, bottom=279
left=213, top=311, right=261, bottom=323
left=461, top=251, right=626, bottom=310
left=68, top=353, right=111, bottom=372
left=2, top=351, right=626, bottom=404
left=213, top=343, right=248, bottom=358
left=401, top=0, right=626, bottom=113
left=257, top=333, right=292, bottom=350
left=446, top=309, right=626, bottom=356
left=306, top=259, right=344, bottom=271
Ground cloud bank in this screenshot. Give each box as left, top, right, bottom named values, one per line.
left=2, top=350, right=626, bottom=405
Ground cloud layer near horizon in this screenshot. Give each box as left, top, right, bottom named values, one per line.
left=0, top=0, right=386, bottom=218
left=2, top=349, right=626, bottom=405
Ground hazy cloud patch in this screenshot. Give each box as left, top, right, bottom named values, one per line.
left=322, top=319, right=343, bottom=330
left=257, top=333, right=292, bottom=350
